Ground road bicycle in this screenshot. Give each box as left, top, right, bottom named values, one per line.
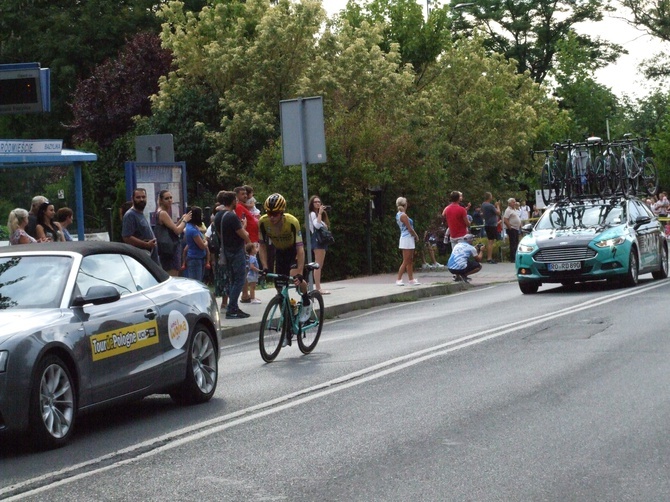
left=592, top=138, right=620, bottom=196
left=259, top=263, right=324, bottom=362
left=564, top=139, right=599, bottom=200
left=534, top=144, right=564, bottom=205
left=618, top=135, right=659, bottom=197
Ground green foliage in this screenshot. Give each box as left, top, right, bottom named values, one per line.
left=449, top=0, right=620, bottom=85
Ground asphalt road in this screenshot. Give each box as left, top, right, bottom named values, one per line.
left=2, top=276, right=670, bottom=500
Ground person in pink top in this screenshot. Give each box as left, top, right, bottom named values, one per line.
left=443, top=191, right=471, bottom=243
left=234, top=186, right=259, bottom=303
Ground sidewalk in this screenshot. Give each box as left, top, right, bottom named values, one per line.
left=218, top=261, right=517, bottom=337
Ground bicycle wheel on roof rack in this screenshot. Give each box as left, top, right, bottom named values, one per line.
left=540, top=163, right=553, bottom=206
left=641, top=157, right=659, bottom=196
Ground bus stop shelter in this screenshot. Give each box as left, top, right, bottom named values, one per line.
left=0, top=148, right=98, bottom=240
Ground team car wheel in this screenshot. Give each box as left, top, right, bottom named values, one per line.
left=518, top=281, right=539, bottom=294
left=623, top=249, right=639, bottom=287
left=170, top=323, right=218, bottom=405
left=652, top=244, right=669, bottom=280
left=29, top=354, right=77, bottom=449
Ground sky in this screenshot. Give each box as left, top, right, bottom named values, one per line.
left=320, top=0, right=669, bottom=99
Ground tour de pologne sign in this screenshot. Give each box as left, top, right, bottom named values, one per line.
left=0, top=139, right=63, bottom=155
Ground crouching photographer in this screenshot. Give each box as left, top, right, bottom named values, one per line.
left=446, top=234, right=483, bottom=283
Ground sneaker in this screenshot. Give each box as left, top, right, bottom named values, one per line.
left=462, top=276, right=472, bottom=283
left=250, top=298, right=262, bottom=304
left=421, top=263, right=431, bottom=270
left=395, top=280, right=405, bottom=286
left=299, top=303, right=312, bottom=323
left=487, top=259, right=498, bottom=264
left=453, top=274, right=463, bottom=282
left=240, top=298, right=251, bottom=303
left=226, top=309, right=250, bottom=319
left=409, top=279, right=421, bottom=286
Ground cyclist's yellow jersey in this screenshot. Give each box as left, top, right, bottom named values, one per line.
left=258, top=213, right=304, bottom=250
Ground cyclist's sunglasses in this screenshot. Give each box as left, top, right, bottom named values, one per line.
left=267, top=211, right=283, bottom=217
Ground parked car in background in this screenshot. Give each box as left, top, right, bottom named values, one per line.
left=0, top=242, right=222, bottom=448
left=516, top=196, right=668, bottom=294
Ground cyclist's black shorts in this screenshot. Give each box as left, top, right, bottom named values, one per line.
left=275, top=246, right=297, bottom=276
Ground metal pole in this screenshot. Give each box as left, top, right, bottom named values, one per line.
left=298, top=98, right=314, bottom=291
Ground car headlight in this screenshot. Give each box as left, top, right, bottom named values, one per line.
left=0, top=351, right=7, bottom=372
left=594, top=236, right=626, bottom=248
left=518, top=243, right=535, bottom=253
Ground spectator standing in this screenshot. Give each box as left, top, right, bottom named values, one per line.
left=519, top=200, right=531, bottom=223
left=235, top=186, right=259, bottom=303
left=35, top=202, right=65, bottom=242
left=531, top=205, right=542, bottom=219
left=55, top=207, right=74, bottom=241
left=8, top=208, right=38, bottom=245
left=155, top=190, right=192, bottom=276
left=443, top=191, right=471, bottom=243
left=447, top=234, right=483, bottom=282
left=653, top=192, right=669, bottom=218
left=308, top=194, right=331, bottom=294
left=246, top=242, right=262, bottom=303
left=395, top=197, right=421, bottom=286
left=215, top=190, right=252, bottom=319
left=503, top=198, right=522, bottom=262
left=25, top=195, right=48, bottom=238
left=122, top=188, right=159, bottom=263
left=481, top=192, right=501, bottom=264
left=183, top=206, right=209, bottom=281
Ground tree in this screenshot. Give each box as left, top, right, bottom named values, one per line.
left=449, top=0, right=621, bottom=85
left=70, top=32, right=173, bottom=147
left=623, top=0, right=670, bottom=81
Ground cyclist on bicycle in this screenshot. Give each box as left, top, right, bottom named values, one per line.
left=258, top=193, right=311, bottom=323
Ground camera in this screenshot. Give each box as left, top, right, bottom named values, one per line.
left=475, top=243, right=483, bottom=251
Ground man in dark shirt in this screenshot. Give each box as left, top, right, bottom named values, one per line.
left=122, top=188, right=159, bottom=263
left=481, top=192, right=501, bottom=264
left=214, top=190, right=252, bottom=319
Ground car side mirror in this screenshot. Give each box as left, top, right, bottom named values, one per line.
left=634, top=215, right=651, bottom=227
left=72, top=285, right=121, bottom=307
left=521, top=223, right=534, bottom=234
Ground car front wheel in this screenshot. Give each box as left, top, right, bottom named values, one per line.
left=29, top=354, right=77, bottom=449
left=170, top=323, right=218, bottom=405
left=518, top=281, right=539, bottom=294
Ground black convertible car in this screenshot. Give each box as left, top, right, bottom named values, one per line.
left=0, top=242, right=222, bottom=448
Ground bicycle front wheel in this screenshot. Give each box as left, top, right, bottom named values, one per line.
left=641, top=157, right=659, bottom=196
left=259, top=295, right=285, bottom=362
left=297, top=290, right=324, bottom=354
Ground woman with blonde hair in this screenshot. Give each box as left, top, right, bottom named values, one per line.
left=395, top=197, right=420, bottom=286
left=308, top=195, right=331, bottom=294
left=8, top=208, right=37, bottom=245
left=155, top=189, right=192, bottom=276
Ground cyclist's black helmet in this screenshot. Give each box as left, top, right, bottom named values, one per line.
left=264, top=193, right=287, bottom=213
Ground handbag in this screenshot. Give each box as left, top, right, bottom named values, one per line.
left=314, top=227, right=335, bottom=246
left=154, top=212, right=179, bottom=257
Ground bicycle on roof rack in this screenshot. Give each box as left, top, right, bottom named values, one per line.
left=258, top=262, right=324, bottom=363
left=534, top=143, right=565, bottom=206
left=618, top=134, right=659, bottom=197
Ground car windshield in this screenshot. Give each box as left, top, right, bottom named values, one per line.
left=536, top=203, right=625, bottom=230
left=0, top=255, right=72, bottom=309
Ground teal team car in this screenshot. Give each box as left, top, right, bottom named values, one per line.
left=516, top=197, right=668, bottom=294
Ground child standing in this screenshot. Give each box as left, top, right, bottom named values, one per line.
left=246, top=242, right=262, bottom=303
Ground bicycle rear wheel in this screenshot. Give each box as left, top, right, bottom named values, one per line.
left=297, top=290, right=324, bottom=354
left=641, top=157, right=659, bottom=196
left=540, top=163, right=552, bottom=206
left=259, top=295, right=285, bottom=362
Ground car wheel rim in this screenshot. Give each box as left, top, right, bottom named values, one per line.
left=40, top=363, right=74, bottom=439
left=631, top=253, right=638, bottom=282
left=192, top=330, right=216, bottom=395
left=664, top=247, right=668, bottom=275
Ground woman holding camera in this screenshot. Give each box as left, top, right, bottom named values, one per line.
left=309, top=195, right=331, bottom=294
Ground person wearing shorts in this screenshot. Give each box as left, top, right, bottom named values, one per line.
left=481, top=192, right=501, bottom=264
left=395, top=196, right=421, bottom=286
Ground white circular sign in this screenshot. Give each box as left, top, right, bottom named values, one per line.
left=167, top=310, right=189, bottom=349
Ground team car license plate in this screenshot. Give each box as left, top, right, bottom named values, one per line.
left=547, top=262, right=581, bottom=272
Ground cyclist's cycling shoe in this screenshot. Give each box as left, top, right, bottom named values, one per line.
left=299, top=303, right=312, bottom=323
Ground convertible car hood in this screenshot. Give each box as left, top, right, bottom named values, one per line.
left=0, top=309, right=66, bottom=345
left=531, top=227, right=614, bottom=248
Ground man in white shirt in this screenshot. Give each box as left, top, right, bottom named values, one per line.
left=503, top=198, right=522, bottom=262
